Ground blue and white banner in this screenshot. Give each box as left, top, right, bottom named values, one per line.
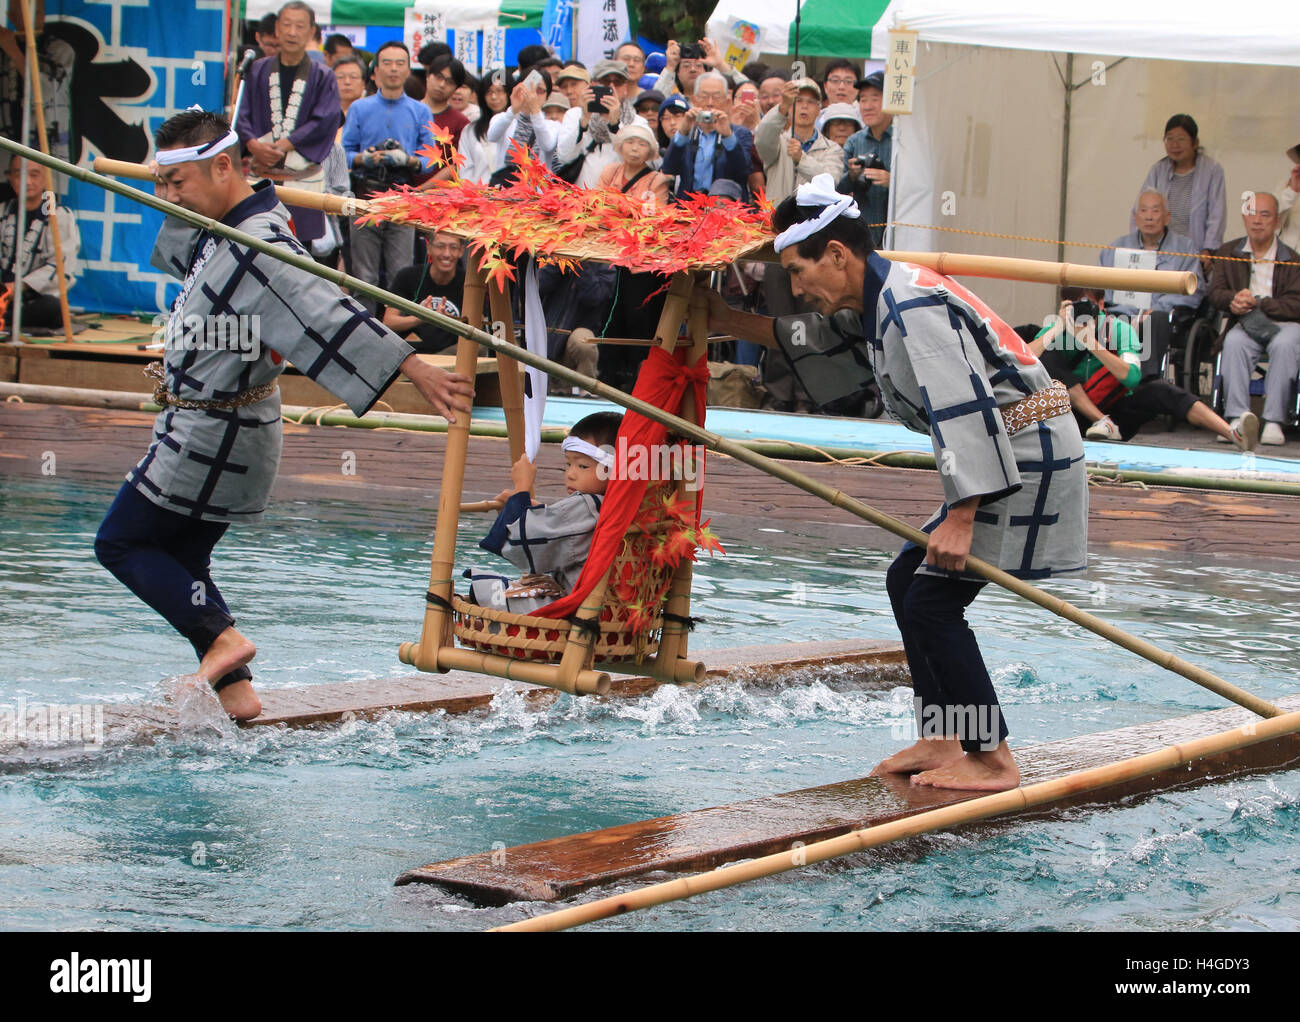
left=3, top=1, right=225, bottom=316
left=540, top=0, right=574, bottom=62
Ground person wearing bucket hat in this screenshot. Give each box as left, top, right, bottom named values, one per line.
left=816, top=103, right=863, bottom=148
left=554, top=57, right=637, bottom=188
left=597, top=117, right=671, bottom=208
left=541, top=91, right=570, bottom=122
left=842, top=69, right=893, bottom=246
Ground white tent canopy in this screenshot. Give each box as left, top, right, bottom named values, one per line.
left=708, top=0, right=1300, bottom=323
left=869, top=1, right=1300, bottom=68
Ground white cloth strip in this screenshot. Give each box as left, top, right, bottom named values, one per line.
left=155, top=130, right=240, bottom=166
left=522, top=257, right=549, bottom=462
left=561, top=435, right=615, bottom=467
left=773, top=172, right=861, bottom=253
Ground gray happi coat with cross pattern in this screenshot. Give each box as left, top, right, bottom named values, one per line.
left=129, top=182, right=412, bottom=521
left=775, top=254, right=1088, bottom=581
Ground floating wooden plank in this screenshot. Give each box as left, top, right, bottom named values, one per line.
left=0, top=641, right=906, bottom=758
left=395, top=694, right=1300, bottom=905
left=4, top=403, right=1299, bottom=561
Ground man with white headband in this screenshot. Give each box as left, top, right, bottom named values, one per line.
left=94, top=109, right=474, bottom=722
left=706, top=173, right=1087, bottom=792
left=474, top=411, right=622, bottom=613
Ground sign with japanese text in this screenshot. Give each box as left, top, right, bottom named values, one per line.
left=882, top=28, right=918, bottom=115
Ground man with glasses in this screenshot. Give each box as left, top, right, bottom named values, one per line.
left=820, top=59, right=859, bottom=107
left=656, top=36, right=747, bottom=101
left=661, top=71, right=753, bottom=198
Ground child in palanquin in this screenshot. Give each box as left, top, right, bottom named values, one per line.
left=471, top=412, right=622, bottom=613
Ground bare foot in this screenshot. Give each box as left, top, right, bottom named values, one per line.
left=871, top=737, right=964, bottom=776
left=911, top=742, right=1020, bottom=791
left=216, top=678, right=263, bottom=721
left=199, top=626, right=256, bottom=685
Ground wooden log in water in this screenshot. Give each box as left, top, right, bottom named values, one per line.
left=396, top=694, right=1300, bottom=905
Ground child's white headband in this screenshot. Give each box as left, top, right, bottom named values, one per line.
left=561, top=435, right=615, bottom=467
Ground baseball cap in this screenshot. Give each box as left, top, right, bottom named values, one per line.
left=791, top=77, right=823, bottom=100
left=591, top=59, right=630, bottom=83
left=542, top=92, right=571, bottom=110
left=856, top=70, right=884, bottom=92
left=557, top=64, right=590, bottom=83
left=634, top=89, right=665, bottom=110
left=659, top=93, right=689, bottom=115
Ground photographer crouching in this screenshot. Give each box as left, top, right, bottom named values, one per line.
left=1029, top=287, right=1256, bottom=450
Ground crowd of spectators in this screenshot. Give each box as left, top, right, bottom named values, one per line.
left=234, top=7, right=898, bottom=410
left=234, top=7, right=1300, bottom=444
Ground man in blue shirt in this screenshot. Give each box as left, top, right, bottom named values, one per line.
left=840, top=70, right=892, bottom=246
left=341, top=39, right=435, bottom=310
left=661, top=71, right=752, bottom=198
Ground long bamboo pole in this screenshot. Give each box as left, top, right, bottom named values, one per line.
left=91, top=156, right=1195, bottom=295
left=496, top=708, right=1300, bottom=931
left=18, top=0, right=74, bottom=343
left=11, top=137, right=1277, bottom=721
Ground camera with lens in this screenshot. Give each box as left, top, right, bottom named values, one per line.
left=679, top=43, right=705, bottom=61
left=351, top=137, right=413, bottom=197
left=1070, top=298, right=1100, bottom=324
left=697, top=110, right=715, bottom=126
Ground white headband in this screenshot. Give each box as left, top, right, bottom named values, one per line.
left=155, top=129, right=240, bottom=167
left=562, top=435, right=615, bottom=468
left=772, top=173, right=861, bottom=253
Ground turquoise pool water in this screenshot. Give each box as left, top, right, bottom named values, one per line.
left=1, top=477, right=1298, bottom=931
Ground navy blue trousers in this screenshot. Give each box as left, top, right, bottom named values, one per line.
left=885, top=544, right=1009, bottom=753
left=94, top=482, right=250, bottom=690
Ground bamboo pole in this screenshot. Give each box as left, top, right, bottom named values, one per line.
left=92, top=157, right=1195, bottom=296
left=10, top=138, right=1276, bottom=720
left=17, top=0, right=73, bottom=343
left=883, top=249, right=1198, bottom=297
left=93, top=157, right=368, bottom=218
left=496, top=708, right=1300, bottom=931
left=409, top=331, right=481, bottom=673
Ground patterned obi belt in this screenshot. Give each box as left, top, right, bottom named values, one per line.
left=998, top=380, right=1073, bottom=436
left=144, top=361, right=277, bottom=411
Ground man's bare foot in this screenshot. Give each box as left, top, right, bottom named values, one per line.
left=871, top=737, right=964, bottom=776
left=911, top=742, right=1020, bottom=791
left=199, top=627, right=256, bottom=685
left=215, top=678, right=262, bottom=721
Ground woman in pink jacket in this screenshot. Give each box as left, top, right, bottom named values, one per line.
left=596, top=119, right=672, bottom=210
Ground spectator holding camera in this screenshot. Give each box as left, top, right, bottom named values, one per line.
left=1031, top=287, right=1253, bottom=448
left=840, top=70, right=892, bottom=245
left=661, top=71, right=753, bottom=199
left=554, top=58, right=636, bottom=188
left=341, top=39, right=436, bottom=307
left=756, top=78, right=845, bottom=205
left=656, top=37, right=746, bottom=100
left=485, top=67, right=558, bottom=181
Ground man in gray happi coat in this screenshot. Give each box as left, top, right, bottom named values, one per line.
left=707, top=174, right=1088, bottom=793
left=94, top=109, right=474, bottom=720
